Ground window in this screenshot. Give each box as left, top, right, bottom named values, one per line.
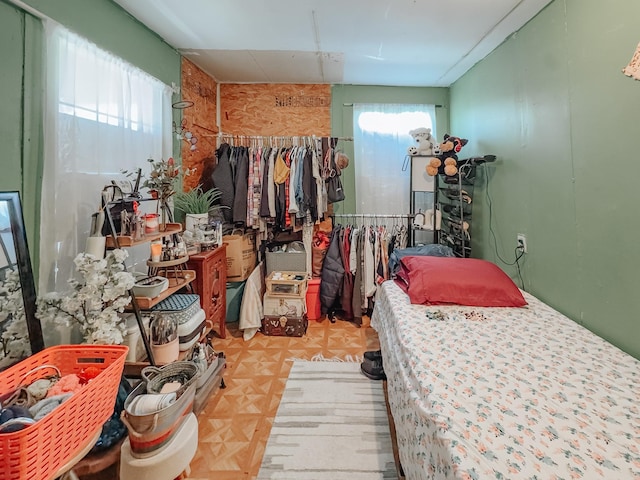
left=353, top=104, right=435, bottom=215
left=40, top=23, right=172, bottom=293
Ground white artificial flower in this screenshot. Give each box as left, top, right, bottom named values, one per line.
left=0, top=269, right=32, bottom=367
left=37, top=249, right=136, bottom=345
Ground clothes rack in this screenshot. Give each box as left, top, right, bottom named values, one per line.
left=331, top=213, right=414, bottom=226
left=216, top=133, right=353, bottom=147
left=331, top=213, right=412, bottom=218
left=321, top=216, right=409, bottom=322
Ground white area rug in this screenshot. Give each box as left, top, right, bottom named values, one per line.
left=257, top=361, right=397, bottom=479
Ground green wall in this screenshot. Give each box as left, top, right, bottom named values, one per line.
left=331, top=85, right=450, bottom=214
left=1, top=0, right=181, bottom=274
left=450, top=0, right=640, bottom=358
left=23, top=0, right=180, bottom=86
left=0, top=2, right=44, bottom=253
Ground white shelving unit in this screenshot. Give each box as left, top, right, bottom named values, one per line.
left=408, top=155, right=436, bottom=246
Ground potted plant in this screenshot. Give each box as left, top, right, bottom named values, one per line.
left=174, top=185, right=224, bottom=232
left=123, top=157, right=194, bottom=228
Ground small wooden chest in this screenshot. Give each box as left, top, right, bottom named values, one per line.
left=261, top=315, right=308, bottom=337
left=265, top=271, right=308, bottom=297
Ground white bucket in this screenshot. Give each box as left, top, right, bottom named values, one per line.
left=185, top=213, right=208, bottom=233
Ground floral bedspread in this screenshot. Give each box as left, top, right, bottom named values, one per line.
left=371, top=280, right=640, bottom=480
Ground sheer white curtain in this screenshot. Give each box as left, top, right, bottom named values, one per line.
left=40, top=23, right=172, bottom=293
left=353, top=104, right=435, bottom=215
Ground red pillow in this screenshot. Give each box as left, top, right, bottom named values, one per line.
left=398, top=256, right=527, bottom=307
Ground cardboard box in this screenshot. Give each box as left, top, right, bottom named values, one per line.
left=223, top=230, right=257, bottom=281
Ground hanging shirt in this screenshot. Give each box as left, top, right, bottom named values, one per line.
left=312, top=140, right=326, bottom=218
left=212, top=143, right=234, bottom=224
left=349, top=227, right=359, bottom=275
left=288, top=147, right=299, bottom=215
left=259, top=147, right=271, bottom=218
left=284, top=148, right=293, bottom=228
left=267, top=148, right=277, bottom=218
left=246, top=147, right=254, bottom=226
left=301, top=148, right=318, bottom=222
left=364, top=226, right=376, bottom=298
left=247, top=147, right=262, bottom=228
left=232, top=146, right=249, bottom=225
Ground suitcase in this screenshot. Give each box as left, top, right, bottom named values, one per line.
left=263, top=293, right=307, bottom=318
left=261, top=315, right=308, bottom=337
left=151, top=294, right=201, bottom=325
left=177, top=308, right=207, bottom=351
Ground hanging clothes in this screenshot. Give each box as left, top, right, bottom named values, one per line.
left=259, top=147, right=272, bottom=218
left=320, top=225, right=344, bottom=317
left=283, top=148, right=293, bottom=228
left=232, top=146, right=249, bottom=225
left=212, top=143, right=234, bottom=223
left=351, top=227, right=363, bottom=325
left=302, top=147, right=318, bottom=222
left=267, top=147, right=277, bottom=218
left=247, top=147, right=262, bottom=228
left=273, top=148, right=289, bottom=229
left=288, top=147, right=299, bottom=216
left=323, top=219, right=403, bottom=320
left=214, top=136, right=344, bottom=233
left=340, top=225, right=354, bottom=320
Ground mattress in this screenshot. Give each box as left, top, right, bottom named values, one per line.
left=371, top=280, right=640, bottom=479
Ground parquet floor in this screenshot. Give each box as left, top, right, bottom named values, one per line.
left=80, top=317, right=381, bottom=480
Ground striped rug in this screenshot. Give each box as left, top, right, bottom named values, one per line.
left=257, top=360, right=397, bottom=479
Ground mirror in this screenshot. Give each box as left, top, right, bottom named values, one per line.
left=0, top=191, right=44, bottom=370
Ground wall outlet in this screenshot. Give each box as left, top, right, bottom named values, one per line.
left=517, top=233, right=528, bottom=254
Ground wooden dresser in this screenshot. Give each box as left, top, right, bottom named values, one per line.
left=186, top=244, right=227, bottom=338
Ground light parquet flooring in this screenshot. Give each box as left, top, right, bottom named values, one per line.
left=80, top=317, right=380, bottom=480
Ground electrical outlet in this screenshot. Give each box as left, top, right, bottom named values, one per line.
left=517, top=233, right=527, bottom=254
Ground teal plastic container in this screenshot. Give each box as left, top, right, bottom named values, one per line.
left=226, top=280, right=247, bottom=323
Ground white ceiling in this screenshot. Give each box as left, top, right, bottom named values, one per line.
left=113, top=0, right=553, bottom=87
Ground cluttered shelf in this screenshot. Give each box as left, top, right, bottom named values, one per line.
left=105, top=222, right=182, bottom=248
left=128, top=270, right=196, bottom=310
left=123, top=320, right=215, bottom=378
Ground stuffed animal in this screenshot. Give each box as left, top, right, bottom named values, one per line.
left=407, top=127, right=436, bottom=156
left=425, top=133, right=469, bottom=177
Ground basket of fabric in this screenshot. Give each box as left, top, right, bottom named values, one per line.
left=0, top=345, right=128, bottom=480
left=121, top=361, right=198, bottom=458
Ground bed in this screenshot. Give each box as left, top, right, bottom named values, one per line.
left=371, top=256, right=640, bottom=480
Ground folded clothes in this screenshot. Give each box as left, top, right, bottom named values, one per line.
left=47, top=374, right=82, bottom=397
left=0, top=417, right=36, bottom=433
left=127, top=392, right=176, bottom=415
left=29, top=393, right=73, bottom=421
left=27, top=378, right=57, bottom=401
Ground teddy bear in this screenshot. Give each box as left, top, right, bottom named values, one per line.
left=407, top=127, right=436, bottom=156
left=425, top=133, right=469, bottom=177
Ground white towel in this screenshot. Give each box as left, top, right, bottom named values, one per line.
left=239, top=262, right=265, bottom=341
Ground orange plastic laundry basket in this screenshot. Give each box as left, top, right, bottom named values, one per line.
left=0, top=345, right=128, bottom=480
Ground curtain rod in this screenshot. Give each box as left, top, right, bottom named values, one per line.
left=217, top=132, right=353, bottom=141
left=332, top=213, right=413, bottom=218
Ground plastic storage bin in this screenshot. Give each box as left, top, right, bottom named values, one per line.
left=0, top=345, right=127, bottom=480
left=306, top=278, right=322, bottom=321
left=123, top=313, right=151, bottom=362
left=226, top=280, right=246, bottom=323
left=265, top=241, right=306, bottom=275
